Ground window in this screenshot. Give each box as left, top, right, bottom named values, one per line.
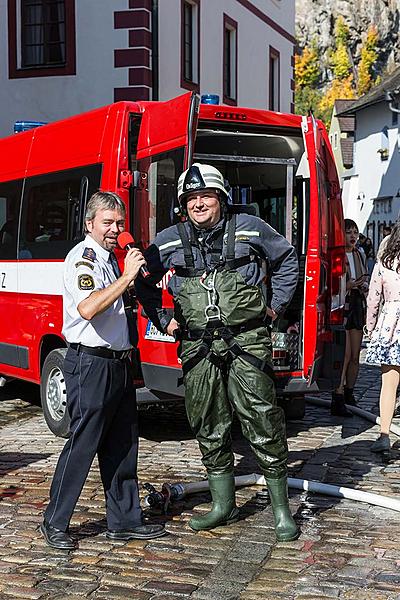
left=269, top=46, right=280, bottom=111
left=19, top=165, right=102, bottom=259
left=223, top=15, right=237, bottom=105
left=8, top=0, right=76, bottom=78
left=181, top=0, right=199, bottom=91
left=0, top=180, right=23, bottom=260
left=145, top=148, right=185, bottom=240
left=334, top=132, right=338, bottom=149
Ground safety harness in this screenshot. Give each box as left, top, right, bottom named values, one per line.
left=176, top=213, right=275, bottom=381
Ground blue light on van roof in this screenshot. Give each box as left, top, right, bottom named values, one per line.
left=14, top=120, right=47, bottom=133
left=201, top=94, right=220, bottom=105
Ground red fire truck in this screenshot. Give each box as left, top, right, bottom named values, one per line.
left=0, top=92, right=345, bottom=436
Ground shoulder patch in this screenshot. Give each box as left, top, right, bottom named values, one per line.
left=75, top=260, right=94, bottom=270
left=82, top=247, right=96, bottom=262
left=78, top=274, right=95, bottom=290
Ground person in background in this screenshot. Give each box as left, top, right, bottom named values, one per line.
left=383, top=226, right=392, bottom=238
left=331, top=219, right=369, bottom=415
left=365, top=222, right=400, bottom=454
left=361, top=237, right=375, bottom=277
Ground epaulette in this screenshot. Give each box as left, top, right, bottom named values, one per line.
left=75, top=260, right=94, bottom=270
left=82, top=247, right=96, bottom=262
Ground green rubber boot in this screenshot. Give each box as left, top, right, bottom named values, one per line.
left=266, top=476, right=300, bottom=542
left=189, top=472, right=240, bottom=532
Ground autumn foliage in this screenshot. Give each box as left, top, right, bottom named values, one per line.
left=295, top=17, right=379, bottom=127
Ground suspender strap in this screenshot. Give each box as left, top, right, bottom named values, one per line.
left=224, top=254, right=257, bottom=271
left=174, top=265, right=205, bottom=278
left=225, top=213, right=236, bottom=261
left=174, top=254, right=254, bottom=278
left=177, top=221, right=195, bottom=269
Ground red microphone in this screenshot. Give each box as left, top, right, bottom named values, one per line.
left=117, top=232, right=150, bottom=278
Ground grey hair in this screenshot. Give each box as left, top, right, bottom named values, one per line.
left=85, top=191, right=126, bottom=224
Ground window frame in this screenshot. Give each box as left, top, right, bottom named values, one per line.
left=180, top=0, right=200, bottom=92
left=223, top=14, right=238, bottom=106
left=269, top=45, right=280, bottom=111
left=8, top=0, right=76, bottom=79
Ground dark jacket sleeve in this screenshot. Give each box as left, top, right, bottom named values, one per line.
left=134, top=226, right=181, bottom=333
left=254, top=218, right=299, bottom=314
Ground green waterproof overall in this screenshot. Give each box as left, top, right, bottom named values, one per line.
left=174, top=215, right=288, bottom=480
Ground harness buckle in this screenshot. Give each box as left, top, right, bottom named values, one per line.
left=205, top=304, right=221, bottom=321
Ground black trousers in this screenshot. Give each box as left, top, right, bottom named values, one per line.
left=44, top=347, right=141, bottom=532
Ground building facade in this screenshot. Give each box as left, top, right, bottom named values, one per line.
left=0, top=0, right=295, bottom=138
left=340, top=68, right=400, bottom=250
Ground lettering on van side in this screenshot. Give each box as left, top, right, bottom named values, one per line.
left=1, top=273, right=5, bottom=289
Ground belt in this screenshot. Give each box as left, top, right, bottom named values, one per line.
left=69, top=343, right=131, bottom=360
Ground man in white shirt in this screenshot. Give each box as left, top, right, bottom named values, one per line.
left=41, top=191, right=166, bottom=550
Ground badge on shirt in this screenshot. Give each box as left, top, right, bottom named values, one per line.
left=75, top=260, right=94, bottom=270
left=78, top=274, right=95, bottom=290
left=82, top=247, right=96, bottom=262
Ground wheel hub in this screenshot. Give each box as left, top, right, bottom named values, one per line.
left=46, top=366, right=67, bottom=422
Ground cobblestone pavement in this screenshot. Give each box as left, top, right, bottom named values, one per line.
left=0, top=361, right=400, bottom=600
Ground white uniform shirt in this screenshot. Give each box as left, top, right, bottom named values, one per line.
left=62, top=235, right=131, bottom=350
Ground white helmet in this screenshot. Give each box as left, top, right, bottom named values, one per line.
left=177, top=163, right=229, bottom=207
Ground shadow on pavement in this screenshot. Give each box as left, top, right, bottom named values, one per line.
left=0, top=452, right=51, bottom=478
left=0, top=379, right=41, bottom=406
left=138, top=402, right=195, bottom=441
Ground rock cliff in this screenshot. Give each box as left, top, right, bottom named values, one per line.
left=296, top=0, right=400, bottom=79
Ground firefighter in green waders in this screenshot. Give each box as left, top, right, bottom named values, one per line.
left=137, top=164, right=300, bottom=541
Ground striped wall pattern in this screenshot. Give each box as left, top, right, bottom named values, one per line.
left=114, top=0, right=153, bottom=101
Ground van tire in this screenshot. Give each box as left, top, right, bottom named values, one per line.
left=280, top=395, right=306, bottom=420
left=41, top=348, right=71, bottom=438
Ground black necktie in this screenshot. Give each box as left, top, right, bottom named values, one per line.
left=110, top=253, right=138, bottom=347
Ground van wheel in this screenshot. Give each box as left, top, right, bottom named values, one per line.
left=41, top=348, right=70, bottom=438
left=280, top=395, right=305, bottom=420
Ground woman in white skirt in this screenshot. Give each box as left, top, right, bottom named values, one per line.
left=365, top=225, right=400, bottom=453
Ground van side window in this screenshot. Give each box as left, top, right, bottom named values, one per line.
left=0, top=180, right=22, bottom=260
left=135, top=148, right=184, bottom=245
left=19, top=165, right=102, bottom=259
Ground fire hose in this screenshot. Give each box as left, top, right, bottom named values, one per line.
left=144, top=474, right=400, bottom=514
left=305, top=395, right=400, bottom=437
left=144, top=397, right=400, bottom=514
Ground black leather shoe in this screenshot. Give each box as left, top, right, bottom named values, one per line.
left=331, top=392, right=352, bottom=417
left=40, top=521, right=76, bottom=550
left=106, top=524, right=167, bottom=540
left=344, top=387, right=357, bottom=406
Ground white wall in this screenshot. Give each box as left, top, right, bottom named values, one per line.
left=0, top=0, right=295, bottom=139
left=342, top=102, right=400, bottom=238
left=0, top=1, right=127, bottom=137
left=158, top=0, right=295, bottom=111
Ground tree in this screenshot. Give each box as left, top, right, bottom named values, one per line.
left=295, top=86, right=323, bottom=117
left=294, top=43, right=322, bottom=116
left=358, top=26, right=379, bottom=95
left=295, top=45, right=320, bottom=89
left=318, top=76, right=356, bottom=128
left=318, top=17, right=356, bottom=128
left=329, top=16, right=352, bottom=81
